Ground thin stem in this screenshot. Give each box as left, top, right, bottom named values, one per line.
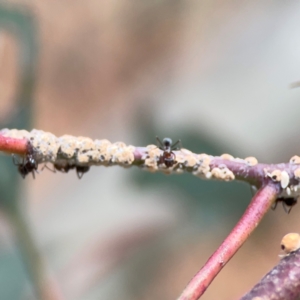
left=0, top=135, right=28, bottom=154
left=177, top=183, right=280, bottom=300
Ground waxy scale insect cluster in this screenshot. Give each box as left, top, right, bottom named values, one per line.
left=5, top=128, right=300, bottom=206
left=1, top=129, right=136, bottom=178
left=260, top=155, right=300, bottom=213
left=144, top=137, right=236, bottom=181
left=0, top=129, right=263, bottom=183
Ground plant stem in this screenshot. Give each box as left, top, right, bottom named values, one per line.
left=0, top=135, right=27, bottom=154
left=177, top=183, right=279, bottom=300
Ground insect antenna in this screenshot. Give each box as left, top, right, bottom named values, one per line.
left=171, top=139, right=182, bottom=150
left=156, top=136, right=164, bottom=149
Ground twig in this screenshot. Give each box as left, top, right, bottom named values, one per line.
left=177, top=183, right=279, bottom=300
left=0, top=134, right=27, bottom=154
left=0, top=129, right=299, bottom=196
left=1, top=128, right=299, bottom=299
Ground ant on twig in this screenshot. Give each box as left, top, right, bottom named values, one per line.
left=272, top=197, right=298, bottom=214
left=12, top=152, right=38, bottom=179
left=156, top=137, right=181, bottom=168
left=249, top=187, right=297, bottom=214
left=75, top=166, right=90, bottom=179
left=43, top=163, right=90, bottom=179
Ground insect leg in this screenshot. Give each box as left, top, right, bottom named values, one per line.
left=281, top=201, right=293, bottom=214
left=76, top=166, right=90, bottom=179
left=271, top=200, right=278, bottom=211
left=41, top=164, right=56, bottom=173
left=12, top=154, right=24, bottom=166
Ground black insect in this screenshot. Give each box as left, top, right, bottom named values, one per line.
left=52, top=163, right=90, bottom=179
left=53, top=163, right=75, bottom=173
left=156, top=137, right=181, bottom=168
left=76, top=166, right=90, bottom=179
left=272, top=197, right=298, bottom=214
left=13, top=153, right=38, bottom=179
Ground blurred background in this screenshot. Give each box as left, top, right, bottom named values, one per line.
left=0, top=1, right=300, bottom=299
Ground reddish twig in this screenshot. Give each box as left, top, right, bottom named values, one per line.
left=177, top=183, right=280, bottom=300
left=1, top=129, right=298, bottom=298
left=0, top=135, right=28, bottom=154
left=1, top=130, right=300, bottom=196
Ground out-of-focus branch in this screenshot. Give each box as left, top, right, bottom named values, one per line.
left=10, top=207, right=65, bottom=300
left=240, top=247, right=300, bottom=300
left=177, top=183, right=279, bottom=300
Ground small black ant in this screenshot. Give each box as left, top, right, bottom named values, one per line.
left=53, top=163, right=75, bottom=173
left=13, top=152, right=38, bottom=179
left=51, top=163, right=90, bottom=179
left=156, top=137, right=181, bottom=168
left=76, top=166, right=90, bottom=179
left=272, top=197, right=298, bottom=214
